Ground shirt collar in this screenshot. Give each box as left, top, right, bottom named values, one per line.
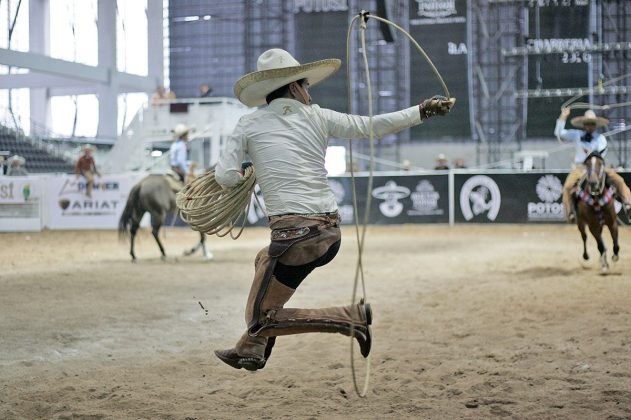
left=268, top=98, right=308, bottom=115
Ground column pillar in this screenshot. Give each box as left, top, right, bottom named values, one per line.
left=97, top=0, right=118, bottom=139
left=147, top=0, right=164, bottom=91
left=28, top=0, right=51, bottom=135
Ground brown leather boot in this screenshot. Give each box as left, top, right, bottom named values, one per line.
left=215, top=276, right=296, bottom=371
left=255, top=300, right=373, bottom=357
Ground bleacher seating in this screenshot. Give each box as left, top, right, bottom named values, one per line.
left=0, top=131, right=74, bottom=174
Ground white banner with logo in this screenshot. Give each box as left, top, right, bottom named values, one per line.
left=0, top=176, right=44, bottom=232
left=46, top=173, right=145, bottom=230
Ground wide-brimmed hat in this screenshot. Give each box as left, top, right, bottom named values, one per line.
left=172, top=123, right=190, bottom=138
left=234, top=48, right=341, bottom=107
left=82, top=144, right=95, bottom=152
left=8, top=154, right=25, bottom=165
left=571, top=110, right=608, bottom=129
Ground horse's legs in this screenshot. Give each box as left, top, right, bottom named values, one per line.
left=200, top=233, right=213, bottom=260
left=151, top=212, right=167, bottom=261
left=130, top=220, right=140, bottom=262
left=609, top=222, right=620, bottom=262
left=578, top=220, right=589, bottom=261
left=588, top=222, right=608, bottom=272
left=128, top=210, right=144, bottom=262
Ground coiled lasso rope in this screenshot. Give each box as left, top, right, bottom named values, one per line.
left=346, top=11, right=451, bottom=398
left=175, top=166, right=258, bottom=239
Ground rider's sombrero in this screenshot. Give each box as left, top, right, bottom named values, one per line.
left=82, top=144, right=95, bottom=152
left=571, top=110, right=609, bottom=129
left=172, top=123, right=190, bottom=138
left=234, top=48, right=341, bottom=107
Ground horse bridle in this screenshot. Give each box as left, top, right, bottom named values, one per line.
left=585, top=155, right=606, bottom=196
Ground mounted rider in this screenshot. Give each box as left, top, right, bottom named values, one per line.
left=555, top=108, right=631, bottom=222
left=213, top=48, right=454, bottom=371
left=169, top=123, right=190, bottom=183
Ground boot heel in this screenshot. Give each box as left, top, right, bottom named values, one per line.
left=364, top=303, right=372, bottom=325
left=359, top=299, right=373, bottom=326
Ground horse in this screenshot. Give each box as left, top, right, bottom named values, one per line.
left=118, top=174, right=211, bottom=262
left=574, top=153, right=620, bottom=273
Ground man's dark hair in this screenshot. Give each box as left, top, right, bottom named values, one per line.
left=266, top=78, right=307, bottom=104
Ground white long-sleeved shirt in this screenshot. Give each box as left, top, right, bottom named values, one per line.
left=169, top=140, right=188, bottom=174
left=215, top=98, right=422, bottom=216
left=554, top=119, right=607, bottom=164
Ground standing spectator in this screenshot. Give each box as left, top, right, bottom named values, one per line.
left=75, top=145, right=101, bottom=198
left=169, top=124, right=189, bottom=182
left=454, top=158, right=467, bottom=169
left=6, top=155, right=28, bottom=176
left=151, top=86, right=176, bottom=106
left=199, top=83, right=213, bottom=98
left=434, top=153, right=450, bottom=170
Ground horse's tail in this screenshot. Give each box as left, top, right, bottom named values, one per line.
left=119, top=183, right=142, bottom=238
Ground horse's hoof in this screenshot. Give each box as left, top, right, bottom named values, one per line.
left=612, top=254, right=619, bottom=262
left=131, top=258, right=137, bottom=264
left=203, top=252, right=214, bottom=261
left=183, top=249, right=194, bottom=256
left=160, top=255, right=167, bottom=262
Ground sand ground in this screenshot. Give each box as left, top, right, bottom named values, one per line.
left=1, top=224, right=630, bottom=419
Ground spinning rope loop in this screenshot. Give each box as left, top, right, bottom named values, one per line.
left=175, top=166, right=258, bottom=239
left=346, top=11, right=451, bottom=398
left=558, top=72, right=631, bottom=143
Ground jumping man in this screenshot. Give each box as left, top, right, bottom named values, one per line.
left=555, top=108, right=631, bottom=222
left=214, top=48, right=454, bottom=370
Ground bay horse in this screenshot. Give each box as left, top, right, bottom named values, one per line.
left=574, top=152, right=620, bottom=273
left=118, top=175, right=211, bottom=262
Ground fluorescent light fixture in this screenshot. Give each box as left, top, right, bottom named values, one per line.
left=184, top=16, right=200, bottom=21
left=203, top=15, right=212, bottom=20
left=151, top=150, right=163, bottom=157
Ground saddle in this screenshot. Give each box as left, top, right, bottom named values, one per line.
left=164, top=172, right=184, bottom=193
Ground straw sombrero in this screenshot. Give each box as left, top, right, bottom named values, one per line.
left=7, top=154, right=25, bottom=165
left=172, top=123, right=190, bottom=138
left=571, top=110, right=608, bottom=129
left=82, top=144, right=95, bottom=152
left=234, top=49, right=341, bottom=107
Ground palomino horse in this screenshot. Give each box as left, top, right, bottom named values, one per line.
left=575, top=153, right=620, bottom=273
left=118, top=175, right=211, bottom=262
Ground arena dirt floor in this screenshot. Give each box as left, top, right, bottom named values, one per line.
left=1, top=224, right=631, bottom=419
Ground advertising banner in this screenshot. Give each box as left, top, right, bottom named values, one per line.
left=209, top=174, right=451, bottom=228
left=46, top=173, right=145, bottom=230
left=0, top=176, right=43, bottom=232
left=332, top=174, right=450, bottom=224
left=409, top=0, right=469, bottom=139
left=455, top=171, right=631, bottom=224
left=0, top=176, right=40, bottom=204
left=152, top=171, right=631, bottom=229
left=455, top=172, right=569, bottom=223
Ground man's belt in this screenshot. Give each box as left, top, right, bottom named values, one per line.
left=269, top=211, right=339, bottom=221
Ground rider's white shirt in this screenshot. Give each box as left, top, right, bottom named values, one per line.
left=554, top=119, right=607, bottom=164
left=215, top=98, right=422, bottom=216
left=169, top=140, right=188, bottom=174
